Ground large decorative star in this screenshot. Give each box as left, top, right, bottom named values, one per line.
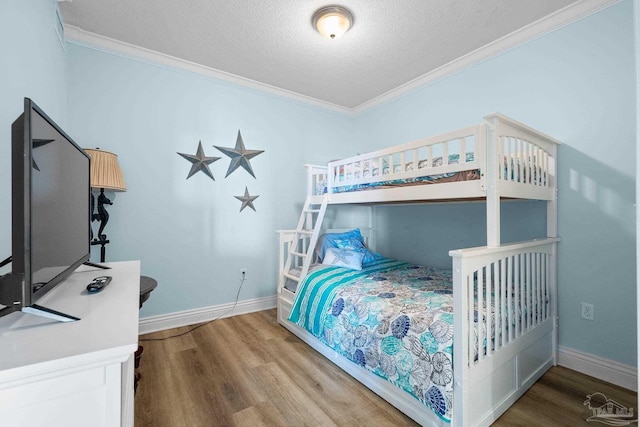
left=214, top=130, right=264, bottom=178
left=177, top=140, right=220, bottom=180
left=234, top=187, right=259, bottom=212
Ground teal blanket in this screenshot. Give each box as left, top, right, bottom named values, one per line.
left=289, top=258, right=455, bottom=422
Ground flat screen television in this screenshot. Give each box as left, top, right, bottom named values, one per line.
left=0, top=98, right=91, bottom=321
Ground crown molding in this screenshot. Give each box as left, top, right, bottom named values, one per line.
left=352, top=0, right=622, bottom=114
left=64, top=25, right=352, bottom=115
left=64, top=0, right=621, bottom=116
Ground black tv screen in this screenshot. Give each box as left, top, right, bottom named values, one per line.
left=0, top=98, right=90, bottom=320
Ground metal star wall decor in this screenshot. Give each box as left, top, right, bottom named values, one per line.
left=234, top=187, right=259, bottom=212
left=177, top=140, right=220, bottom=180
left=214, top=130, right=264, bottom=178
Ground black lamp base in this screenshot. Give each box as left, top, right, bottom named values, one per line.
left=91, top=188, right=114, bottom=263
left=90, top=239, right=110, bottom=263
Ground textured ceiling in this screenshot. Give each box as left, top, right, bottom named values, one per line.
left=59, top=0, right=586, bottom=110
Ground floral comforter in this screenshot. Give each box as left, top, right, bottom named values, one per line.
left=288, top=258, right=455, bottom=422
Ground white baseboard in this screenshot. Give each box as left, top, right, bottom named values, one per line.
left=558, top=346, right=637, bottom=392
left=138, top=295, right=277, bottom=335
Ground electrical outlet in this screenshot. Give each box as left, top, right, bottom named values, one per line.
left=581, top=303, right=594, bottom=321
left=240, top=268, right=247, bottom=280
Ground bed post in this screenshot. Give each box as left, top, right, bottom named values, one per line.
left=306, top=164, right=315, bottom=197
left=548, top=144, right=559, bottom=364
left=367, top=205, right=376, bottom=252
left=451, top=251, right=466, bottom=427
left=483, top=116, right=500, bottom=246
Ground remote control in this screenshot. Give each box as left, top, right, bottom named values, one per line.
left=87, top=276, right=112, bottom=293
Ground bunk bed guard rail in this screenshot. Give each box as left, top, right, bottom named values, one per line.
left=305, top=114, right=559, bottom=207
left=325, top=124, right=485, bottom=195
left=449, top=237, right=559, bottom=426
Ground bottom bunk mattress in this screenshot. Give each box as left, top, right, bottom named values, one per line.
left=288, top=258, right=456, bottom=422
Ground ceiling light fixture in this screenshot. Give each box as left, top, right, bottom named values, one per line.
left=312, top=5, right=354, bottom=40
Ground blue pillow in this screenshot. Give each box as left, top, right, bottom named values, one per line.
left=316, top=229, right=364, bottom=261
left=333, top=237, right=378, bottom=264
left=322, top=248, right=364, bottom=270
left=316, top=228, right=382, bottom=265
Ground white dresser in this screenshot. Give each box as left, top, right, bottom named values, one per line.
left=0, top=261, right=140, bottom=427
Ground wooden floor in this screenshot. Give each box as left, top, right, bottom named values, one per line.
left=135, top=309, right=636, bottom=426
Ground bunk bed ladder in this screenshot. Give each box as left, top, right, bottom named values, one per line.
left=282, top=196, right=328, bottom=288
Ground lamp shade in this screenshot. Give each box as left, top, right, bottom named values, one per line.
left=84, top=148, right=127, bottom=191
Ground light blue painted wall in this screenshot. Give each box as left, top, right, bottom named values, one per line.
left=354, top=2, right=636, bottom=366
left=65, top=44, right=353, bottom=317
left=371, top=201, right=547, bottom=269
left=0, top=0, right=68, bottom=274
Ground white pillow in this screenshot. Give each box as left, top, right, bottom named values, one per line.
left=322, top=248, right=364, bottom=270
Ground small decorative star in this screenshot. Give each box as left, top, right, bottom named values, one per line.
left=177, top=140, right=220, bottom=180
left=214, top=130, right=264, bottom=178
left=234, top=187, right=259, bottom=212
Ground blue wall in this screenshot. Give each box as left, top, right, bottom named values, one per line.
left=0, top=0, right=68, bottom=274
left=355, top=2, right=636, bottom=366
left=66, top=43, right=353, bottom=316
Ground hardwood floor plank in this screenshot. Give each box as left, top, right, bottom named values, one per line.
left=261, top=332, right=414, bottom=425
left=492, top=366, right=636, bottom=426
left=189, top=321, right=267, bottom=416
left=134, top=333, right=198, bottom=426
left=135, top=309, right=636, bottom=427
left=171, top=347, right=236, bottom=425
left=250, top=361, right=340, bottom=426
left=232, top=402, right=288, bottom=427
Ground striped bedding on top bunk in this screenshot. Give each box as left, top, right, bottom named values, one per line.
left=288, top=258, right=456, bottom=422
left=321, top=152, right=547, bottom=194
left=331, top=169, right=480, bottom=193
left=326, top=152, right=479, bottom=194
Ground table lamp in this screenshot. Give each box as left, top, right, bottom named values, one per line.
left=84, top=148, right=127, bottom=262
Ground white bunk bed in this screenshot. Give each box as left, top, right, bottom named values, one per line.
left=276, top=113, right=560, bottom=427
